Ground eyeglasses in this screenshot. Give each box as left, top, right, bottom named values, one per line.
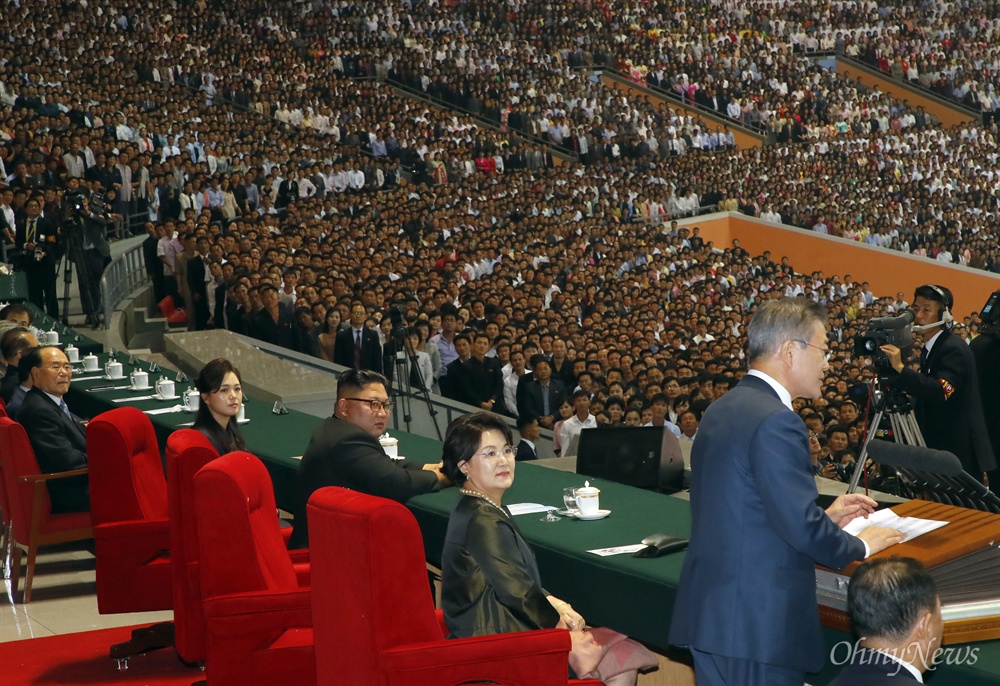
left=796, top=340, right=833, bottom=361
left=47, top=363, right=74, bottom=373
left=475, top=446, right=515, bottom=462
left=343, top=397, right=394, bottom=413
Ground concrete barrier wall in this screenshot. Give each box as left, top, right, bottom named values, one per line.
left=682, top=213, right=1000, bottom=320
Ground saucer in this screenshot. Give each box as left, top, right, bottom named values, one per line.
left=556, top=508, right=580, bottom=517
left=130, top=385, right=152, bottom=392
left=156, top=393, right=179, bottom=401
left=237, top=418, right=250, bottom=424
left=574, top=509, right=611, bottom=521
left=105, top=375, right=126, bottom=381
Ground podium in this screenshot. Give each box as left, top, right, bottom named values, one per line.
left=817, top=499, right=1000, bottom=644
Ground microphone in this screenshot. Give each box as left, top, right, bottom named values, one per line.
left=912, top=319, right=946, bottom=332
left=866, top=440, right=963, bottom=476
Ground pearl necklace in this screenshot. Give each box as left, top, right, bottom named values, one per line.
left=460, top=488, right=508, bottom=517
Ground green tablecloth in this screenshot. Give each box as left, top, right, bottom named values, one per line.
left=65, top=363, right=1000, bottom=685
left=0, top=272, right=28, bottom=301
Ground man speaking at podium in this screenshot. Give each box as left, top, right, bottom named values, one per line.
left=670, top=299, right=904, bottom=686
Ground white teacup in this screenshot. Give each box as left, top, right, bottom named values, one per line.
left=379, top=435, right=399, bottom=459
left=46, top=330, right=60, bottom=345
left=131, top=370, right=149, bottom=390
left=156, top=378, right=176, bottom=399
left=83, top=354, right=99, bottom=372
left=105, top=360, right=124, bottom=379
left=183, top=390, right=200, bottom=412
left=574, top=484, right=601, bottom=516
left=65, top=345, right=80, bottom=363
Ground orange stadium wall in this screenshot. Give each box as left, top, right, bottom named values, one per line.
left=674, top=213, right=1000, bottom=321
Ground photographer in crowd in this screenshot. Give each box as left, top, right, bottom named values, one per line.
left=880, top=285, right=995, bottom=486
left=63, top=178, right=113, bottom=327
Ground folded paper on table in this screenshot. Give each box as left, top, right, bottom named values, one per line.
left=843, top=507, right=948, bottom=543
left=506, top=503, right=559, bottom=516
left=587, top=544, right=648, bottom=557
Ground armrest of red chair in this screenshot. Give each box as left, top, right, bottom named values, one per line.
left=18, top=467, right=89, bottom=483
left=202, top=587, right=312, bottom=625
left=381, top=629, right=572, bottom=686
left=292, top=562, right=310, bottom=587
left=434, top=608, right=448, bottom=639
left=287, top=548, right=309, bottom=565
left=94, top=518, right=170, bottom=553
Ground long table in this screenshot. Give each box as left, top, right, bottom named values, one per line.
left=66, top=351, right=1000, bottom=686
left=25, top=304, right=104, bottom=356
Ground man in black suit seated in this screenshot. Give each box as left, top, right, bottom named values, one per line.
left=1, top=327, right=37, bottom=403
left=830, top=557, right=943, bottom=685
left=515, top=414, right=540, bottom=461
left=516, top=355, right=566, bottom=430
left=288, top=369, right=450, bottom=548
left=332, top=299, right=382, bottom=373
left=18, top=346, right=90, bottom=513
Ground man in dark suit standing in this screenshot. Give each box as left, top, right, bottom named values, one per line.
left=516, top=355, right=566, bottom=430
left=186, top=236, right=212, bottom=330
left=333, top=300, right=382, bottom=373
left=670, top=299, right=903, bottom=686
left=457, top=332, right=503, bottom=410
left=830, top=557, right=943, bottom=686
left=515, top=414, right=540, bottom=461
left=18, top=346, right=90, bottom=513
left=881, top=285, right=996, bottom=482
left=970, top=294, right=1000, bottom=492
left=249, top=284, right=302, bottom=353
left=74, top=184, right=112, bottom=327
left=15, top=196, right=60, bottom=317
left=288, top=369, right=449, bottom=548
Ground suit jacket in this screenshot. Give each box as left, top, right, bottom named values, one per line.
left=19, top=388, right=90, bottom=513
left=828, top=649, right=921, bottom=685
left=15, top=214, right=59, bottom=266
left=332, top=326, right=383, bottom=373
left=669, top=375, right=865, bottom=673
left=457, top=355, right=503, bottom=407
left=249, top=306, right=302, bottom=353
left=0, top=365, right=19, bottom=403
left=891, top=330, right=996, bottom=476
left=288, top=416, right=438, bottom=549
left=515, top=377, right=567, bottom=423
left=515, top=439, right=538, bottom=462
left=969, top=333, right=1000, bottom=475
left=6, top=385, right=27, bottom=420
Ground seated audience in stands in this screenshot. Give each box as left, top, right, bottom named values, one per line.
left=830, top=557, right=943, bottom=686
left=288, top=369, right=450, bottom=549
left=192, top=357, right=246, bottom=455
left=18, top=346, right=90, bottom=513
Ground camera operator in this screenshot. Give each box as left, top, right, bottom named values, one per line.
left=879, top=285, right=995, bottom=483
left=970, top=290, right=1000, bottom=492
left=64, top=178, right=112, bottom=327
left=14, top=195, right=60, bottom=317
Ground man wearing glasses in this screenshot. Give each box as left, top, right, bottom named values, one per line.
left=670, top=299, right=904, bottom=686
left=18, top=346, right=90, bottom=513
left=288, top=369, right=450, bottom=549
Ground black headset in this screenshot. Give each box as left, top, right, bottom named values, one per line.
left=917, top=284, right=954, bottom=330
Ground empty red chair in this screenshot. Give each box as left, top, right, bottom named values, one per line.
left=166, top=429, right=219, bottom=665
left=87, top=407, right=173, bottom=667
left=0, top=417, right=92, bottom=603
left=158, top=295, right=187, bottom=325
left=306, top=487, right=603, bottom=686
left=193, top=452, right=314, bottom=686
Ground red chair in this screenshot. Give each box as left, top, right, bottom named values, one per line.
left=193, top=452, right=314, bottom=686
left=0, top=417, right=92, bottom=603
left=166, top=429, right=219, bottom=666
left=158, top=295, right=188, bottom=325
left=87, top=407, right=173, bottom=667
left=306, top=487, right=603, bottom=686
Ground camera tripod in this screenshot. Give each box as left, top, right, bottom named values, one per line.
left=383, top=326, right=442, bottom=440
left=846, top=376, right=926, bottom=495
left=58, top=216, right=100, bottom=327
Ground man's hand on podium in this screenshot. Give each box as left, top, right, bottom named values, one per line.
left=825, top=493, right=877, bottom=528
left=857, top=526, right=907, bottom=556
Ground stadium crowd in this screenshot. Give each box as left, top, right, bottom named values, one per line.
left=2, top=0, right=998, bottom=485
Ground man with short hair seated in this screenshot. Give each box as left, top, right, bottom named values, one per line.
left=830, top=557, right=943, bottom=685
left=1, top=327, right=38, bottom=402
left=288, top=369, right=451, bottom=549
left=18, top=346, right=90, bottom=513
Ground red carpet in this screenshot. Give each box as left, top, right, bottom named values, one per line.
left=2, top=625, right=199, bottom=685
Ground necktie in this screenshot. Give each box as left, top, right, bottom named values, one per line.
left=26, top=218, right=36, bottom=244
left=59, top=399, right=74, bottom=422
left=919, top=346, right=929, bottom=373
left=541, top=384, right=550, bottom=417
left=354, top=330, right=362, bottom=369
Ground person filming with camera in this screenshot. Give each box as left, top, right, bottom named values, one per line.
left=64, top=178, right=112, bottom=327
left=879, top=285, right=995, bottom=486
